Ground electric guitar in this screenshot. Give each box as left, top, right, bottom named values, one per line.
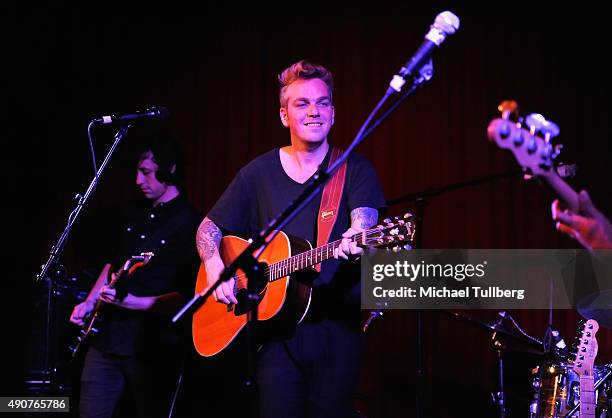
left=192, top=215, right=415, bottom=357
left=572, top=319, right=599, bottom=418
left=69, top=252, right=154, bottom=358
left=486, top=100, right=579, bottom=212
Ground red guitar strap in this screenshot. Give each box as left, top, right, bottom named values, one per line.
left=316, top=146, right=347, bottom=272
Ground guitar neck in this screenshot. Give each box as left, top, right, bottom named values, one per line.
left=107, top=264, right=131, bottom=288
left=268, top=232, right=367, bottom=281
left=486, top=115, right=579, bottom=213
left=539, top=171, right=579, bottom=213
left=579, top=375, right=596, bottom=418
left=106, top=254, right=150, bottom=288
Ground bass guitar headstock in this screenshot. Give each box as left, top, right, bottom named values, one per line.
left=487, top=99, right=563, bottom=177
left=486, top=100, right=579, bottom=212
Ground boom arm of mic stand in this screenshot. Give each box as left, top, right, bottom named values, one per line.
left=387, top=171, right=522, bottom=207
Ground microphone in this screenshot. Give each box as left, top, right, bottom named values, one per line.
left=389, top=11, right=460, bottom=93
left=93, top=106, right=169, bottom=125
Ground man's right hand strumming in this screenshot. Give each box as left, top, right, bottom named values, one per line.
left=205, top=256, right=237, bottom=305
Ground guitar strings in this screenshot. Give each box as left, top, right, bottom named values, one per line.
left=230, top=228, right=404, bottom=285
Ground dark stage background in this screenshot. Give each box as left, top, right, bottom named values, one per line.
left=7, top=4, right=612, bottom=417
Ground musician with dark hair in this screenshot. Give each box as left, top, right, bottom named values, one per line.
left=69, top=132, right=201, bottom=418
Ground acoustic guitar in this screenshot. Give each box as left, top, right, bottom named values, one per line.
left=192, top=215, right=415, bottom=357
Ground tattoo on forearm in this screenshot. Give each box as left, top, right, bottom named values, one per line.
left=196, top=217, right=222, bottom=261
left=351, top=207, right=378, bottom=230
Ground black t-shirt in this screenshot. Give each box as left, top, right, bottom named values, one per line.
left=207, top=147, right=386, bottom=320
left=94, top=194, right=202, bottom=356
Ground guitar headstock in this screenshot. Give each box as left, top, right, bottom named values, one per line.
left=487, top=100, right=563, bottom=179
left=124, top=252, right=155, bottom=274
left=572, top=319, right=599, bottom=377
left=487, top=100, right=580, bottom=212
left=364, top=213, right=416, bottom=251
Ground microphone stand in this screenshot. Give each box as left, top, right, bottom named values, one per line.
left=387, top=170, right=520, bottom=418
left=34, top=124, right=132, bottom=392
left=173, top=60, right=437, bottom=417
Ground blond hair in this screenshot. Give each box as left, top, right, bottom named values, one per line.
left=278, top=60, right=333, bottom=107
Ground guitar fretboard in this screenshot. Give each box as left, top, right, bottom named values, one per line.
left=579, top=375, right=596, bottom=418
left=267, top=232, right=366, bottom=281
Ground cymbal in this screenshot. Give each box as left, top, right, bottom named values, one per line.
left=577, top=289, right=612, bottom=329
left=441, top=310, right=544, bottom=354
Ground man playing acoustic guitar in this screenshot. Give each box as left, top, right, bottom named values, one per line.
left=196, top=59, right=386, bottom=418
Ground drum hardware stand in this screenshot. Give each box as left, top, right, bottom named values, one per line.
left=543, top=278, right=558, bottom=359
left=388, top=171, right=521, bottom=417
left=491, top=311, right=509, bottom=418
left=490, top=310, right=546, bottom=418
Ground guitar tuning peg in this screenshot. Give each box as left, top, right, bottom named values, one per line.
left=525, top=113, right=547, bottom=133
left=497, top=100, right=518, bottom=120
left=403, top=213, right=413, bottom=219
left=383, top=218, right=391, bottom=224
left=394, top=216, right=399, bottom=220
left=540, top=119, right=560, bottom=143
left=543, top=125, right=560, bottom=144
left=551, top=144, right=563, bottom=160
left=513, top=124, right=525, bottom=146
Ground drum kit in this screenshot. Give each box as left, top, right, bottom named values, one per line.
left=444, top=310, right=611, bottom=418
left=529, top=361, right=610, bottom=417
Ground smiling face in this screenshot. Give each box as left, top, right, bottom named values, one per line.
left=279, top=78, right=334, bottom=147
